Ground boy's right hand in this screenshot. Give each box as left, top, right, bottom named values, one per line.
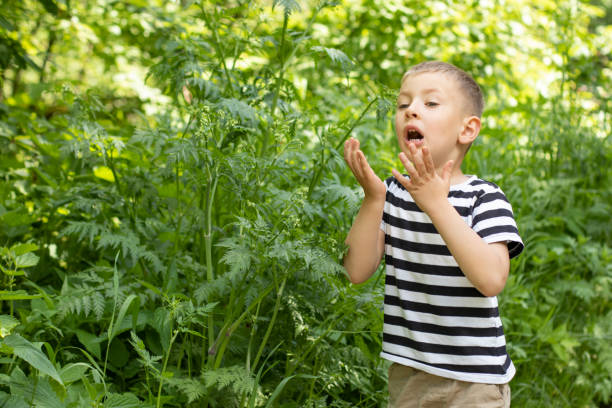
left=344, top=138, right=386, bottom=200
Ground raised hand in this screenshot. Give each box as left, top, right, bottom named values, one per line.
left=391, top=144, right=453, bottom=213
left=344, top=137, right=386, bottom=201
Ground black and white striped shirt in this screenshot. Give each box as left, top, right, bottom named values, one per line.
left=379, top=175, right=524, bottom=384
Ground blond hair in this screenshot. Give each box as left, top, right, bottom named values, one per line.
left=401, top=61, right=484, bottom=118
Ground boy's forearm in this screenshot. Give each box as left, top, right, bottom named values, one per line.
left=424, top=199, right=509, bottom=297
left=344, top=196, right=385, bottom=284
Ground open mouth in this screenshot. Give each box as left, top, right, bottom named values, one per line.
left=405, top=128, right=424, bottom=142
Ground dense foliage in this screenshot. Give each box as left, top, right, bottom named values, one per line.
left=1, top=0, right=611, bottom=407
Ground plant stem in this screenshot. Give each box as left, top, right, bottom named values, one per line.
left=103, top=254, right=121, bottom=378
left=251, top=277, right=286, bottom=373
left=261, top=4, right=323, bottom=157
left=207, top=281, right=276, bottom=366
left=260, top=11, right=289, bottom=157
left=204, top=172, right=219, bottom=369
left=269, top=11, right=289, bottom=118
left=246, top=301, right=261, bottom=373
left=156, top=329, right=179, bottom=408
left=201, top=5, right=234, bottom=96
left=39, top=29, right=55, bottom=84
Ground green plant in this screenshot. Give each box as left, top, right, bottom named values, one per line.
left=0, top=0, right=610, bottom=407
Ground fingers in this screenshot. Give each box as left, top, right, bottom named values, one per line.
left=422, top=146, right=436, bottom=175
left=344, top=138, right=360, bottom=176
left=398, top=152, right=417, bottom=180
left=354, top=150, right=367, bottom=180
left=406, top=143, right=428, bottom=176
left=343, top=137, right=355, bottom=166
left=401, top=145, right=440, bottom=184
left=391, top=168, right=411, bottom=189
left=343, top=137, right=359, bottom=161
left=344, top=137, right=373, bottom=183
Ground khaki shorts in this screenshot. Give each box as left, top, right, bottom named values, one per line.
left=388, top=363, right=511, bottom=408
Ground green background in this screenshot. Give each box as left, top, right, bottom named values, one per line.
left=1, top=0, right=611, bottom=406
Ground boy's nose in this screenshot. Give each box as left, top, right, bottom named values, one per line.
left=405, top=105, right=419, bottom=118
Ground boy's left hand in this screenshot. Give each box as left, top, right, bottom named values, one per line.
left=391, top=144, right=453, bottom=214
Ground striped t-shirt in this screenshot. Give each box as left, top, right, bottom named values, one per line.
left=379, top=175, right=524, bottom=384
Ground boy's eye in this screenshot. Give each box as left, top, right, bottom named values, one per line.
left=425, top=101, right=439, bottom=107
left=398, top=103, right=410, bottom=109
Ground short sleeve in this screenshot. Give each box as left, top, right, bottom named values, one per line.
left=379, top=177, right=391, bottom=232
left=471, top=187, right=524, bottom=259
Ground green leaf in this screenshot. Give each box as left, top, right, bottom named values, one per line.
left=37, top=0, right=60, bottom=14
left=0, top=15, right=15, bottom=31
left=311, top=46, right=354, bottom=72
left=15, top=252, right=40, bottom=268
left=273, top=0, right=301, bottom=15
left=218, top=239, right=252, bottom=275
left=0, top=290, right=42, bottom=300
left=75, top=329, right=103, bottom=359
left=174, top=377, right=207, bottom=403
left=0, top=265, right=25, bottom=276
left=108, top=338, right=130, bottom=368
left=108, top=294, right=140, bottom=344
left=59, top=362, right=90, bottom=384
left=0, top=394, right=28, bottom=408
left=153, top=307, right=172, bottom=351
left=8, top=367, right=63, bottom=408
left=264, top=375, right=295, bottom=407
left=103, top=392, right=142, bottom=408
left=10, top=243, right=39, bottom=257
left=137, top=279, right=162, bottom=296
left=217, top=98, right=259, bottom=127
left=2, top=334, right=63, bottom=385
left=0, top=315, right=19, bottom=338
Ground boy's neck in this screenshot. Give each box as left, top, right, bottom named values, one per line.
left=447, top=148, right=470, bottom=185
left=449, top=166, right=470, bottom=186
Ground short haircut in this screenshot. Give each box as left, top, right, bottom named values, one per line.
left=401, top=61, right=484, bottom=118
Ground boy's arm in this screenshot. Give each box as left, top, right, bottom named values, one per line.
left=343, top=138, right=386, bottom=284
left=344, top=202, right=386, bottom=284
left=392, top=145, right=510, bottom=297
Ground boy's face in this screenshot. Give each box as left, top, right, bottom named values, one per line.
left=395, top=72, right=469, bottom=169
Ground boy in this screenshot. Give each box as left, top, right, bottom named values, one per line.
left=343, top=61, right=523, bottom=408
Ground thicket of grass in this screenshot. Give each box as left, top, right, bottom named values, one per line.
left=0, top=1, right=611, bottom=407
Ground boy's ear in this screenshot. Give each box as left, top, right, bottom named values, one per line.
left=458, top=116, right=481, bottom=145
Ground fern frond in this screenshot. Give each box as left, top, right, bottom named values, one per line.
left=173, top=378, right=207, bottom=404
left=81, top=294, right=92, bottom=317
left=218, top=238, right=252, bottom=275
left=318, top=182, right=360, bottom=208
left=92, top=291, right=105, bottom=320
left=311, top=46, right=354, bottom=72
left=273, top=0, right=301, bottom=15
left=217, top=98, right=259, bottom=128
left=138, top=249, right=164, bottom=274
left=186, top=77, right=220, bottom=102
left=97, top=232, right=140, bottom=264
left=129, top=331, right=161, bottom=374
left=194, top=274, right=232, bottom=305
left=71, top=197, right=105, bottom=217
left=71, top=297, right=82, bottom=316
left=311, top=248, right=345, bottom=278
left=60, top=221, right=106, bottom=245
left=134, top=217, right=165, bottom=239
left=202, top=365, right=255, bottom=395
